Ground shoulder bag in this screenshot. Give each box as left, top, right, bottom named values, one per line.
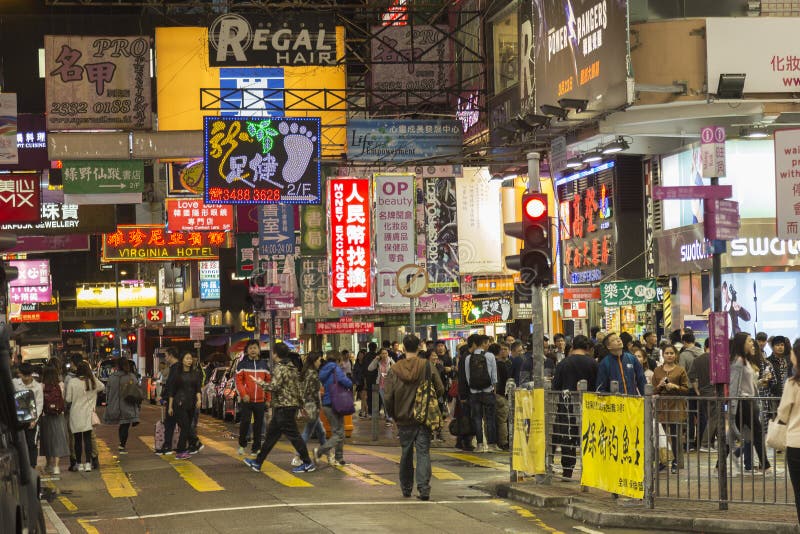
left=767, top=419, right=788, bottom=451
left=330, top=369, right=355, bottom=415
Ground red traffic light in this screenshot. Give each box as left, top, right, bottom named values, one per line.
left=523, top=194, right=547, bottom=221
left=107, top=333, right=115, bottom=340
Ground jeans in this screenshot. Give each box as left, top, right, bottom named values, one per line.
left=239, top=402, right=266, bottom=451
left=255, top=407, right=311, bottom=465
left=469, top=391, right=497, bottom=445
left=398, top=424, right=432, bottom=497
left=787, top=447, right=800, bottom=523
left=73, top=430, right=92, bottom=464
left=494, top=394, right=509, bottom=448
left=174, top=405, right=198, bottom=453
left=301, top=416, right=326, bottom=447
left=318, top=406, right=345, bottom=461
left=119, top=422, right=131, bottom=448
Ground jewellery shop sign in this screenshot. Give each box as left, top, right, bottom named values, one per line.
left=600, top=279, right=657, bottom=308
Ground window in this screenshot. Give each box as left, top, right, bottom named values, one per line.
left=492, top=5, right=518, bottom=93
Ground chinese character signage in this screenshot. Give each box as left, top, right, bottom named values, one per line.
left=347, top=119, right=462, bottom=163
left=580, top=393, right=645, bottom=500
left=208, top=13, right=338, bottom=66
left=374, top=174, right=415, bottom=305
left=528, top=0, right=630, bottom=114
left=204, top=116, right=322, bottom=205
left=315, top=318, right=374, bottom=335
left=44, top=36, right=152, bottom=131
left=297, top=256, right=337, bottom=319
left=561, top=179, right=615, bottom=286
left=0, top=114, right=49, bottom=172
left=166, top=198, right=233, bottom=232
left=62, top=160, right=144, bottom=194
left=9, top=302, right=59, bottom=323
left=600, top=279, right=657, bottom=307
left=259, top=205, right=295, bottom=256
left=456, top=168, right=502, bottom=274
left=9, top=260, right=50, bottom=287
left=199, top=260, right=220, bottom=300
left=235, top=233, right=258, bottom=277
left=76, top=282, right=157, bottom=308
left=9, top=286, right=53, bottom=305
left=460, top=295, right=512, bottom=325
left=300, top=204, right=327, bottom=256
left=423, top=177, right=460, bottom=293
left=0, top=174, right=40, bottom=224
left=102, top=225, right=223, bottom=262
left=774, top=129, right=800, bottom=240
left=700, top=126, right=726, bottom=178
left=0, top=93, right=18, bottom=165
left=6, top=235, right=89, bottom=254
left=328, top=178, right=372, bottom=309
left=0, top=198, right=114, bottom=235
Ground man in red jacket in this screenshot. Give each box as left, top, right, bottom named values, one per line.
left=235, top=340, right=270, bottom=455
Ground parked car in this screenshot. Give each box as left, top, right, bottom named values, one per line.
left=202, top=366, right=226, bottom=414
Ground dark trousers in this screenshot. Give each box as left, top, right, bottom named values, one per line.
left=174, top=405, right=198, bottom=453
left=239, top=402, right=266, bottom=451
left=119, top=422, right=131, bottom=448
left=469, top=392, right=497, bottom=445
left=687, top=392, right=698, bottom=446
left=73, top=430, right=92, bottom=464
left=738, top=400, right=769, bottom=470
left=164, top=412, right=177, bottom=450
left=454, top=399, right=475, bottom=449
left=399, top=424, right=432, bottom=497
left=24, top=426, right=37, bottom=468
left=787, top=447, right=800, bottom=523
left=255, top=406, right=311, bottom=465
left=366, top=383, right=374, bottom=415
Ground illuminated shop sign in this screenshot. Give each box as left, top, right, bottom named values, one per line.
left=562, top=183, right=614, bottom=285
left=165, top=198, right=233, bottom=232
left=328, top=177, right=372, bottom=309
left=460, top=295, right=513, bottom=325
left=0, top=174, right=40, bottom=224
left=102, top=225, right=223, bottom=262
left=76, top=282, right=157, bottom=308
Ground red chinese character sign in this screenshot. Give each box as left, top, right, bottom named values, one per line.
left=44, top=36, right=152, bottom=131
left=203, top=116, right=321, bottom=205
left=165, top=198, right=233, bottom=232
left=102, top=225, right=224, bottom=262
left=561, top=181, right=615, bottom=285
left=0, top=174, right=40, bottom=224
left=329, top=178, right=373, bottom=309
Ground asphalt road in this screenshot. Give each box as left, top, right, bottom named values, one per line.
left=42, top=403, right=674, bottom=534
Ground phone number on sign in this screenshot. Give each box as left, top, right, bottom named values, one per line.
left=207, top=187, right=281, bottom=202
left=50, top=100, right=132, bottom=116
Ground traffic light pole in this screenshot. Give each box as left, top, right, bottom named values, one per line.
left=526, top=152, right=546, bottom=389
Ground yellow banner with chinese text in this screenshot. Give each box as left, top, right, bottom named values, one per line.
left=511, top=389, right=545, bottom=474
left=580, top=393, right=645, bottom=499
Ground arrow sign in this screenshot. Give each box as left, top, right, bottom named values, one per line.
left=98, top=183, right=128, bottom=189
left=653, top=185, right=732, bottom=200
left=336, top=288, right=368, bottom=302
left=258, top=205, right=295, bottom=256
left=260, top=234, right=292, bottom=243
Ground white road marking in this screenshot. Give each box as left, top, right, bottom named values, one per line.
left=573, top=526, right=605, bottom=534
left=42, top=500, right=72, bottom=534
left=83, top=499, right=499, bottom=522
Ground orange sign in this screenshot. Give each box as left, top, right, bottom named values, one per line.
left=102, top=225, right=223, bottom=262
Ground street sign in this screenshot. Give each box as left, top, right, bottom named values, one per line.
left=709, top=312, right=730, bottom=384
left=704, top=199, right=740, bottom=240
left=396, top=264, right=428, bottom=298
left=700, top=126, right=726, bottom=178
left=653, top=185, right=732, bottom=200
left=563, top=300, right=588, bottom=319
left=315, top=318, right=375, bottom=335
left=62, top=160, right=145, bottom=194
left=146, top=307, right=164, bottom=324
left=258, top=205, right=295, bottom=257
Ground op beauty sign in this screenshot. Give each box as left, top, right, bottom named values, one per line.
left=328, top=178, right=372, bottom=309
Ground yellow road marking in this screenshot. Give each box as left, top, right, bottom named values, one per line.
left=139, top=436, right=224, bottom=492
left=198, top=434, right=312, bottom=488
left=347, top=445, right=462, bottom=481
left=78, top=518, right=101, bottom=534
left=95, top=438, right=138, bottom=498
left=493, top=500, right=566, bottom=534
left=58, top=496, right=78, bottom=512
left=434, top=452, right=508, bottom=470
left=273, top=443, right=395, bottom=486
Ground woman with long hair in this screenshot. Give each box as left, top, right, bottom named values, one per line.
left=777, top=341, right=800, bottom=522
left=102, top=358, right=141, bottom=454
left=315, top=351, right=353, bottom=466
left=65, top=361, right=104, bottom=472
left=368, top=348, right=394, bottom=426
left=39, top=365, right=70, bottom=475
left=729, top=332, right=770, bottom=474
left=651, top=344, right=689, bottom=474
left=292, top=352, right=326, bottom=467
left=167, top=352, right=203, bottom=460
left=353, top=349, right=368, bottom=418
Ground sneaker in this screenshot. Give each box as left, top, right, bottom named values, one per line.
left=118, top=446, right=128, bottom=455
left=402, top=489, right=412, bottom=498
left=238, top=446, right=245, bottom=455
left=481, top=443, right=489, bottom=453
left=155, top=448, right=169, bottom=455
left=77, top=464, right=85, bottom=472
left=189, top=444, right=205, bottom=455
left=313, top=447, right=326, bottom=463
left=243, top=458, right=261, bottom=472
left=331, top=459, right=347, bottom=466
left=84, top=463, right=92, bottom=472
left=385, top=421, right=393, bottom=427
left=52, top=465, right=60, bottom=475
left=489, top=444, right=503, bottom=452
left=175, top=452, right=191, bottom=460
left=292, top=462, right=316, bottom=473
left=164, top=449, right=174, bottom=456
left=291, top=456, right=303, bottom=467
left=68, top=464, right=79, bottom=472
left=416, top=494, right=430, bottom=501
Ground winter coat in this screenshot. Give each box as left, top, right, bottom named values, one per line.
left=103, top=371, right=141, bottom=425
left=384, top=357, right=444, bottom=426
left=319, top=361, right=352, bottom=406
left=235, top=356, right=271, bottom=404
left=651, top=365, right=689, bottom=424
left=65, top=376, right=104, bottom=433
left=259, top=358, right=303, bottom=408
left=596, top=351, right=646, bottom=395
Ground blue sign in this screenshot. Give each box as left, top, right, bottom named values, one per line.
left=199, top=279, right=220, bottom=300
left=347, top=119, right=462, bottom=162
left=258, top=204, right=295, bottom=256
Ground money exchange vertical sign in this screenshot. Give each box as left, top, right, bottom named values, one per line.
left=329, top=178, right=372, bottom=309
left=375, top=174, right=415, bottom=306
left=423, top=176, right=459, bottom=292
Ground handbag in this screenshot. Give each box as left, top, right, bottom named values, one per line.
left=767, top=419, right=788, bottom=451
left=91, top=410, right=101, bottom=426
left=448, top=378, right=459, bottom=399
left=122, top=376, right=144, bottom=405
left=329, top=370, right=355, bottom=415
left=413, top=364, right=442, bottom=431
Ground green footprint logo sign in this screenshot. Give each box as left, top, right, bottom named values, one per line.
left=246, top=119, right=279, bottom=153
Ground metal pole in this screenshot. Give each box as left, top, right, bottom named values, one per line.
left=526, top=152, right=546, bottom=389
left=644, top=383, right=655, bottom=509
left=508, top=382, right=519, bottom=482
left=711, top=175, right=729, bottom=511
left=410, top=297, right=416, bottom=334
left=114, top=262, right=121, bottom=356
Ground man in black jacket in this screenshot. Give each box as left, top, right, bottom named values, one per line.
left=551, top=335, right=597, bottom=478
left=363, top=342, right=378, bottom=416
left=454, top=335, right=478, bottom=451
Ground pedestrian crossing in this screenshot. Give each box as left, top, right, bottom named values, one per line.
left=139, top=436, right=224, bottom=492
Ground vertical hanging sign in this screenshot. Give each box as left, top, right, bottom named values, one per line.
left=329, top=177, right=372, bottom=309
left=423, top=176, right=460, bottom=293
left=374, top=174, right=415, bottom=306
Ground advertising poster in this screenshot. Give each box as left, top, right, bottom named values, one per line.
left=369, top=25, right=453, bottom=107
left=9, top=301, right=59, bottom=323
left=76, top=282, right=158, bottom=308
left=166, top=159, right=204, bottom=196
left=102, top=225, right=224, bottom=262
left=580, top=393, right=645, bottom=499
left=0, top=93, right=18, bottom=165
left=44, top=35, right=152, bottom=131
left=0, top=174, right=40, bottom=224
left=774, top=129, right=800, bottom=239
left=683, top=316, right=709, bottom=348
left=199, top=260, right=220, bottom=300
left=460, top=295, right=512, bottom=325
left=258, top=204, right=295, bottom=257
left=297, top=256, right=337, bottom=320
left=456, top=168, right=502, bottom=273
left=300, top=204, right=327, bottom=256
left=328, top=178, right=372, bottom=309
left=529, top=0, right=629, bottom=112
left=166, top=198, right=233, bottom=232
left=600, top=279, right=657, bottom=307
left=204, top=116, right=321, bottom=204
left=511, top=389, right=545, bottom=475
left=720, top=271, right=800, bottom=341
left=374, top=174, right=415, bottom=306
left=347, top=119, right=462, bottom=162
left=9, top=259, right=52, bottom=305
left=423, top=177, right=459, bottom=292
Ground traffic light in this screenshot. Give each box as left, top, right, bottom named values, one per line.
left=126, top=333, right=137, bottom=344
left=504, top=193, right=552, bottom=287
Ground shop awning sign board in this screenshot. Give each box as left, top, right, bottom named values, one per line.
left=102, top=225, right=223, bottom=262
left=62, top=160, right=145, bottom=194
left=0, top=174, right=40, bottom=224
left=563, top=286, right=601, bottom=301
left=166, top=198, right=233, bottom=232
left=653, top=185, right=732, bottom=200
left=600, top=279, right=657, bottom=307
left=315, top=319, right=374, bottom=335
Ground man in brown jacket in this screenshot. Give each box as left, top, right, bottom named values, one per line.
left=384, top=334, right=444, bottom=501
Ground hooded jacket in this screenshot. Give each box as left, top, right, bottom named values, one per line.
left=235, top=355, right=270, bottom=404
left=319, top=361, right=352, bottom=406
left=384, top=357, right=444, bottom=426
left=596, top=351, right=646, bottom=395
left=678, top=344, right=703, bottom=373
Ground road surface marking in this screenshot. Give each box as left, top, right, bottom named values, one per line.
left=77, top=518, right=101, bottom=534
left=81, top=499, right=500, bottom=522
left=95, top=438, right=138, bottom=498
left=573, top=526, right=605, bottom=534
left=198, top=434, right=312, bottom=488
left=346, top=445, right=463, bottom=481
left=273, top=442, right=395, bottom=486
left=503, top=502, right=567, bottom=534
left=434, top=451, right=508, bottom=470
left=41, top=501, right=72, bottom=534
left=58, top=496, right=78, bottom=512
left=139, top=436, right=224, bottom=492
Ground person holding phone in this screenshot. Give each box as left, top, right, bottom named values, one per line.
left=652, top=344, right=689, bottom=474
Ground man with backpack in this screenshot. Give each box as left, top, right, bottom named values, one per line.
left=465, top=334, right=499, bottom=453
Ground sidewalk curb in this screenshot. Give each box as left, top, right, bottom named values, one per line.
left=494, top=482, right=800, bottom=534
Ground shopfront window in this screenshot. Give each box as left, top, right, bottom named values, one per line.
left=492, top=5, right=518, bottom=94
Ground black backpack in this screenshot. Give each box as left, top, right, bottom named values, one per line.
left=468, top=352, right=491, bottom=389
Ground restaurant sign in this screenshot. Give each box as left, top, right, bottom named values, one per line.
left=460, top=295, right=513, bottom=325
left=102, top=225, right=224, bottom=262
